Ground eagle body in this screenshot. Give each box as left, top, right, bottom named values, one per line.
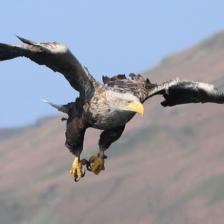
left=1, top=36, right=224, bottom=181
left=86, top=88, right=138, bottom=129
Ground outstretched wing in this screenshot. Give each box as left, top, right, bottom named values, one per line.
left=148, top=78, right=224, bottom=106
left=0, top=36, right=96, bottom=100
left=102, top=73, right=224, bottom=106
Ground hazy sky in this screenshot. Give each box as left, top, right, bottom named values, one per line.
left=1, top=0, right=224, bottom=127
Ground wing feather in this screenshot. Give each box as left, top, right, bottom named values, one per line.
left=0, top=36, right=96, bottom=100
left=148, top=78, right=224, bottom=106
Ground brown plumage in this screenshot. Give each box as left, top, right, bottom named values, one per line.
left=1, top=36, right=224, bottom=181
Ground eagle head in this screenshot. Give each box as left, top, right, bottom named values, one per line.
left=106, top=91, right=144, bottom=115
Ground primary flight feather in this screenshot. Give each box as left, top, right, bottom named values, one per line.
left=1, top=37, right=224, bottom=181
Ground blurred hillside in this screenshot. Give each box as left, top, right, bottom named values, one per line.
left=1, top=32, right=224, bottom=224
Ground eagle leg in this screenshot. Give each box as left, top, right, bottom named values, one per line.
left=65, top=114, right=87, bottom=181
left=87, top=126, right=125, bottom=175
left=70, top=156, right=88, bottom=182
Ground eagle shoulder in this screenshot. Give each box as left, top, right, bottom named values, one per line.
left=102, top=73, right=156, bottom=102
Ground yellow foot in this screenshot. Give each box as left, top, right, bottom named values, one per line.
left=88, top=155, right=105, bottom=175
left=70, top=157, right=88, bottom=182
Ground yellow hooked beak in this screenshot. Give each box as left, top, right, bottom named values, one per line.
left=127, top=101, right=144, bottom=116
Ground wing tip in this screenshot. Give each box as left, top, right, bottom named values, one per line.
left=16, top=35, right=36, bottom=45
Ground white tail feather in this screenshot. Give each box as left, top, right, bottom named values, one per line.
left=41, top=98, right=68, bottom=114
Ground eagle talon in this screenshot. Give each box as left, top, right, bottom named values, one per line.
left=74, top=170, right=85, bottom=182
left=70, top=157, right=86, bottom=182
left=88, top=155, right=105, bottom=175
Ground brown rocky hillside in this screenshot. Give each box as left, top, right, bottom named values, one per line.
left=1, top=32, right=224, bottom=224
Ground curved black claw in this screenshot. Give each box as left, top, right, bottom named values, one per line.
left=74, top=170, right=85, bottom=182
left=86, top=162, right=92, bottom=171
left=80, top=159, right=91, bottom=171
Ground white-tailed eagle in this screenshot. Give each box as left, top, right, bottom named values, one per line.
left=1, top=37, right=224, bottom=181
